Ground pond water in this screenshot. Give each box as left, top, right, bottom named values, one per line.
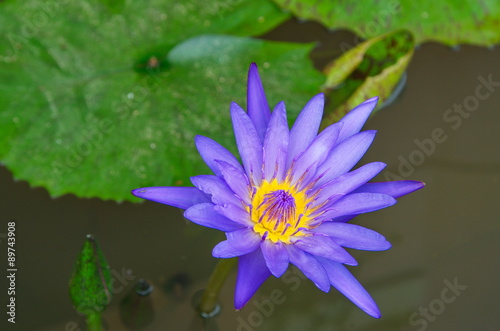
left=1, top=20, right=499, bottom=331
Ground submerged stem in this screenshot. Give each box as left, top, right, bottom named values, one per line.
left=198, top=258, right=237, bottom=316
left=86, top=313, right=102, bottom=331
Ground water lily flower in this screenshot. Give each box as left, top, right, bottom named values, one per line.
left=132, top=63, right=424, bottom=318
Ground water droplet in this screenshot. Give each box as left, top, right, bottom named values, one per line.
left=257, top=16, right=265, bottom=23
left=55, top=139, right=62, bottom=145
left=149, top=143, right=156, bottom=149
left=127, top=93, right=134, bottom=99
left=421, top=12, right=429, bottom=19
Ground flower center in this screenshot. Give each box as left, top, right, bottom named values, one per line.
left=250, top=179, right=314, bottom=244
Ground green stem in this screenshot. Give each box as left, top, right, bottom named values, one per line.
left=86, top=312, right=102, bottom=331
left=198, top=258, right=237, bottom=316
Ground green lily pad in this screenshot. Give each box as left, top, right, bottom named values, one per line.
left=0, top=1, right=323, bottom=202
left=272, top=0, right=500, bottom=46
left=321, top=30, right=414, bottom=126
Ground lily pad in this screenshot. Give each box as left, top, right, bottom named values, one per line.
left=272, top=0, right=500, bottom=46
left=0, top=0, right=323, bottom=202
left=321, top=30, right=414, bottom=125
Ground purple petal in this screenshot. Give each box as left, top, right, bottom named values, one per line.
left=314, top=193, right=396, bottom=222
left=231, top=102, right=263, bottom=185
left=263, top=101, right=289, bottom=182
left=316, top=130, right=377, bottom=186
left=285, top=245, right=330, bottom=292
left=190, top=175, right=242, bottom=206
left=260, top=240, right=289, bottom=277
left=326, top=181, right=424, bottom=223
left=286, top=93, right=324, bottom=168
left=234, top=249, right=271, bottom=309
left=337, top=97, right=378, bottom=143
left=330, top=215, right=356, bottom=223
left=216, top=160, right=252, bottom=205
left=212, top=228, right=261, bottom=258
left=184, top=203, right=245, bottom=231
left=292, top=235, right=357, bottom=265
left=312, top=162, right=386, bottom=208
left=317, top=257, right=381, bottom=318
left=213, top=203, right=253, bottom=227
left=247, top=63, right=271, bottom=142
left=290, top=122, right=342, bottom=186
left=354, top=180, right=425, bottom=198
left=131, top=186, right=210, bottom=209
left=313, top=222, right=391, bottom=251
left=195, top=135, right=243, bottom=176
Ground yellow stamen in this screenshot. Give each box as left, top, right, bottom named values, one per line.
left=250, top=178, right=317, bottom=244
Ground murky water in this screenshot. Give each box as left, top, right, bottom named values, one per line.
left=1, top=20, right=499, bottom=331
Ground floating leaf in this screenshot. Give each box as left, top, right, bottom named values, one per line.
left=321, top=30, right=414, bottom=125
left=272, top=0, right=500, bottom=46
left=69, top=235, right=113, bottom=315
left=0, top=1, right=327, bottom=202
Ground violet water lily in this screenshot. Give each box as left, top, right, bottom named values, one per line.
left=132, top=63, right=424, bottom=318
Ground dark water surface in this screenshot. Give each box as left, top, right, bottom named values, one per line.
left=1, top=21, right=499, bottom=331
